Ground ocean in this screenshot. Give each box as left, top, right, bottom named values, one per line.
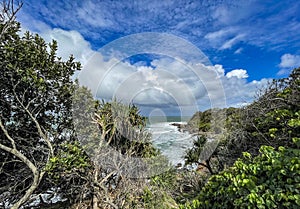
left=146, top=116, right=196, bottom=166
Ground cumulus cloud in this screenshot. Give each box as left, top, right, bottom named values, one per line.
left=78, top=52, right=268, bottom=115
left=19, top=24, right=267, bottom=115
left=41, top=29, right=94, bottom=64
left=78, top=54, right=211, bottom=115
left=16, top=14, right=269, bottom=116
left=19, top=25, right=94, bottom=64
left=18, top=20, right=95, bottom=69
left=16, top=22, right=268, bottom=115
left=277, top=53, right=300, bottom=75
left=221, top=77, right=269, bottom=107
left=226, top=69, right=248, bottom=79
left=279, top=54, right=300, bottom=68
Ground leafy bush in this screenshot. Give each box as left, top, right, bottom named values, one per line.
left=190, top=142, right=300, bottom=209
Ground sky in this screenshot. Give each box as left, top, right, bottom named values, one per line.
left=16, top=0, right=300, bottom=116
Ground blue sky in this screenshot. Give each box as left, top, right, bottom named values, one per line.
left=17, top=0, right=300, bottom=116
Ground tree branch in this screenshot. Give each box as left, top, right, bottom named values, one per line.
left=0, top=0, right=23, bottom=38
left=0, top=143, right=44, bottom=209
left=13, top=86, right=54, bottom=156
left=0, top=118, right=16, bottom=149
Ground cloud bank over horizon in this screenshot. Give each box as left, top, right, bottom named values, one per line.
left=24, top=27, right=271, bottom=116
left=16, top=0, right=300, bottom=115
left=73, top=35, right=269, bottom=116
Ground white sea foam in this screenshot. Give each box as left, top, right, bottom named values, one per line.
left=147, top=121, right=195, bottom=165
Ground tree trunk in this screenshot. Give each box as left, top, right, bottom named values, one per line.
left=93, top=169, right=99, bottom=209
left=205, top=159, right=214, bottom=175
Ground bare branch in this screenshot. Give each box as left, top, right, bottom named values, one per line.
left=0, top=118, right=16, bottom=149
left=0, top=142, right=44, bottom=209
left=0, top=0, right=23, bottom=38
left=13, top=85, right=54, bottom=156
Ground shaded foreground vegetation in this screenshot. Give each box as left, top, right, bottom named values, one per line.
left=1, top=1, right=299, bottom=208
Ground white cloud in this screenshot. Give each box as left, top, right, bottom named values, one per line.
left=18, top=19, right=94, bottom=65
left=79, top=55, right=208, bottom=107
left=220, top=34, right=245, bottom=50
left=17, top=10, right=51, bottom=33
left=226, top=69, right=248, bottom=79
left=277, top=53, right=300, bottom=75
left=76, top=1, right=114, bottom=28
left=279, top=53, right=300, bottom=68
left=78, top=53, right=268, bottom=115
left=234, top=48, right=243, bottom=54
left=201, top=2, right=300, bottom=51
left=212, top=6, right=231, bottom=25
left=41, top=29, right=94, bottom=64
left=18, top=0, right=300, bottom=54
left=16, top=22, right=268, bottom=115
left=223, top=77, right=269, bottom=107
left=204, top=28, right=244, bottom=50
left=212, top=3, right=255, bottom=25
left=204, top=28, right=234, bottom=41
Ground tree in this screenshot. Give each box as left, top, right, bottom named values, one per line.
left=85, top=100, right=160, bottom=208
left=51, top=82, right=163, bottom=208
left=184, top=136, right=219, bottom=175
left=0, top=2, right=172, bottom=208
left=0, top=1, right=81, bottom=207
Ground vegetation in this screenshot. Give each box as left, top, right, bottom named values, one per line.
left=181, top=144, right=300, bottom=209
left=0, top=1, right=299, bottom=208
left=180, top=67, right=300, bottom=208
left=0, top=2, right=160, bottom=208
left=0, top=1, right=81, bottom=208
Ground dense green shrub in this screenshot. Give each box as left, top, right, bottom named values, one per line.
left=185, top=141, right=300, bottom=209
